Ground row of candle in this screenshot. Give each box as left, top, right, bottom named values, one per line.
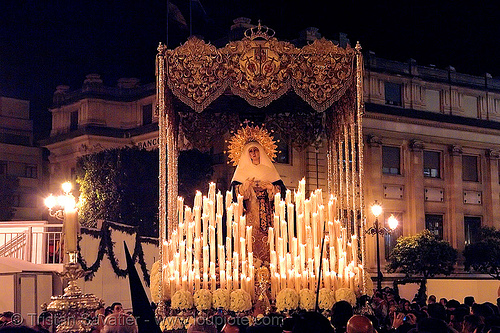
left=161, top=183, right=256, bottom=300
left=268, top=179, right=363, bottom=298
left=159, top=179, right=363, bottom=303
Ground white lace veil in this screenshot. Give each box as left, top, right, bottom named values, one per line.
left=231, top=142, right=281, bottom=184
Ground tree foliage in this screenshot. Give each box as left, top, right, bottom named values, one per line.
left=387, top=229, right=457, bottom=279
left=464, top=227, right=500, bottom=279
left=77, top=147, right=213, bottom=237
left=0, top=175, right=19, bottom=220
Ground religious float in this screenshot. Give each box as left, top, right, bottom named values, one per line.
left=150, top=21, right=370, bottom=327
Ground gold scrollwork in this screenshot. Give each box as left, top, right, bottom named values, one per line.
left=164, top=27, right=357, bottom=113
left=166, top=36, right=228, bottom=112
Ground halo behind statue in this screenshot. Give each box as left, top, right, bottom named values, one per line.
left=227, top=125, right=278, bottom=166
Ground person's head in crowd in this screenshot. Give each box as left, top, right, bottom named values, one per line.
left=416, top=317, right=450, bottom=333
left=331, top=300, right=353, bottom=332
left=462, top=314, right=483, bottom=333
left=110, top=302, right=123, bottom=314
left=485, top=302, right=500, bottom=316
left=471, top=302, right=494, bottom=319
left=401, top=299, right=411, bottom=313
left=0, top=327, right=38, bottom=333
left=105, top=306, right=113, bottom=317
left=427, top=295, right=436, bottom=305
left=292, top=311, right=333, bottom=333
left=357, top=295, right=371, bottom=308
left=345, top=315, right=375, bottom=333
left=464, top=296, right=476, bottom=307
left=102, top=312, right=138, bottom=333
left=449, top=305, right=470, bottom=332
left=446, top=299, right=461, bottom=311
left=37, top=312, right=52, bottom=330
left=187, top=321, right=218, bottom=333
left=222, top=322, right=240, bottom=333
left=281, top=317, right=294, bottom=333
left=426, top=303, right=447, bottom=321
left=0, top=312, right=14, bottom=327
left=439, top=297, right=447, bottom=307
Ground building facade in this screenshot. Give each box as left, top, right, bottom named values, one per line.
left=41, top=33, right=500, bottom=274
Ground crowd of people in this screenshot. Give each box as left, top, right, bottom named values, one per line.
left=2, top=290, right=500, bottom=333
left=181, top=288, right=500, bottom=333
left=0, top=301, right=138, bottom=333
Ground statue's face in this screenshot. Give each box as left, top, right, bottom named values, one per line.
left=248, top=146, right=260, bottom=165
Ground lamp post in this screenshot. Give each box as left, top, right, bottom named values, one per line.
left=365, top=201, right=398, bottom=291
left=43, top=182, right=103, bottom=333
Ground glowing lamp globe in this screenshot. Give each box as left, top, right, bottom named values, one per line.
left=62, top=181, right=72, bottom=194
left=371, top=201, right=382, bottom=218
left=388, top=214, right=399, bottom=230
left=44, top=195, right=57, bottom=209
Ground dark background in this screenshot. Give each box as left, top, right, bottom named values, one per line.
left=0, top=1, right=498, bottom=140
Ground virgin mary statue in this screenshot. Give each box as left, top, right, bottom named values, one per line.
left=228, top=126, right=286, bottom=264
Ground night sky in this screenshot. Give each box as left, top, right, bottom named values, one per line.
left=0, top=1, right=498, bottom=140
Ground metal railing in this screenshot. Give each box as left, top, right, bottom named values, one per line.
left=0, top=223, right=63, bottom=264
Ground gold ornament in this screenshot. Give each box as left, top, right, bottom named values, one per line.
left=227, top=125, right=277, bottom=166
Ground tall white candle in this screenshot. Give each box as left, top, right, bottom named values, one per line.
left=246, top=226, right=253, bottom=253
left=64, top=208, right=79, bottom=253
left=217, top=214, right=223, bottom=245
left=194, top=207, right=201, bottom=239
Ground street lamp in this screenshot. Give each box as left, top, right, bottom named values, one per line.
left=43, top=182, right=103, bottom=333
left=365, top=201, right=398, bottom=291
left=45, top=181, right=80, bottom=263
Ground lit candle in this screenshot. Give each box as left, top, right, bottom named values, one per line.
left=217, top=214, right=223, bottom=245
left=220, top=270, right=226, bottom=289
left=240, top=237, right=246, bottom=262
left=287, top=203, right=295, bottom=245
left=281, top=221, right=288, bottom=252
left=225, top=191, right=232, bottom=209
left=178, top=197, right=184, bottom=225
left=187, top=222, right=193, bottom=250
left=195, top=274, right=201, bottom=291
left=246, top=226, right=253, bottom=253
left=194, top=207, right=201, bottom=239
left=64, top=207, right=79, bottom=253
left=269, top=227, right=275, bottom=253
left=203, top=272, right=208, bottom=289
left=217, top=191, right=223, bottom=216
left=227, top=205, right=233, bottom=240
left=297, top=214, right=304, bottom=245
left=202, top=214, right=209, bottom=247
left=194, top=191, right=202, bottom=209
left=285, top=189, right=292, bottom=205
left=274, top=192, right=281, bottom=211
left=203, top=246, right=209, bottom=274
left=312, top=212, right=318, bottom=248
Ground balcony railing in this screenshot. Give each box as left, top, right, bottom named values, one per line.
left=0, top=222, right=63, bottom=264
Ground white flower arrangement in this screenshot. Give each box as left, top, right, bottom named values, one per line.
left=213, top=289, right=231, bottom=309
left=276, top=288, right=299, bottom=312
left=335, top=287, right=357, bottom=307
left=193, top=289, right=213, bottom=311
left=318, top=288, right=335, bottom=310
left=171, top=289, right=194, bottom=310
left=230, top=289, right=252, bottom=313
left=298, top=289, right=316, bottom=311
left=149, top=261, right=161, bottom=304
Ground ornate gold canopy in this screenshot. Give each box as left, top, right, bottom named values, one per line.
left=155, top=23, right=368, bottom=295
left=164, top=23, right=357, bottom=113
